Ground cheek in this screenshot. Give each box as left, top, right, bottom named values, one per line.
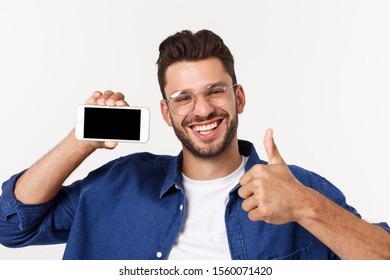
left=170, top=114, right=186, bottom=129
left=226, top=101, right=239, bottom=117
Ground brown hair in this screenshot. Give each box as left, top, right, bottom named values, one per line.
left=156, top=29, right=237, bottom=99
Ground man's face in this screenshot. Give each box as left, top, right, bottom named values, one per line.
left=160, top=57, right=245, bottom=159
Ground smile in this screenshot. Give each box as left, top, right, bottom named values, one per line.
left=191, top=121, right=219, bottom=135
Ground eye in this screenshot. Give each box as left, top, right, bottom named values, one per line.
left=172, top=92, right=193, bottom=103
left=207, top=87, right=226, bottom=96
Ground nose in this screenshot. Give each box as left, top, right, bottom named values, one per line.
left=191, top=92, right=215, bottom=116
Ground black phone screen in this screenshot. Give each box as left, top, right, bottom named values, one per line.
left=84, top=107, right=141, bottom=140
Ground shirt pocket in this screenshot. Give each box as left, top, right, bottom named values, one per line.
left=271, top=245, right=314, bottom=260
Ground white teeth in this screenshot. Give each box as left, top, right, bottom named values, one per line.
left=192, top=122, right=218, bottom=132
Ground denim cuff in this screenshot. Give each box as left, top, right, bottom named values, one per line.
left=0, top=170, right=54, bottom=230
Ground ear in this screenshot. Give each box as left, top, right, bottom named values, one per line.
left=235, top=85, right=246, bottom=114
left=160, top=99, right=173, bottom=127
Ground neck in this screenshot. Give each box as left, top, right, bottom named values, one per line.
left=181, top=138, right=242, bottom=180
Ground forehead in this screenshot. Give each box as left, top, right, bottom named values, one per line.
left=164, top=57, right=232, bottom=96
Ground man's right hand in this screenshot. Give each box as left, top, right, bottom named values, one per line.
left=84, top=90, right=129, bottom=150
left=14, top=90, right=129, bottom=204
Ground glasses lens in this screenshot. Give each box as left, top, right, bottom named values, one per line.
left=205, top=84, right=232, bottom=107
left=169, top=83, right=235, bottom=115
left=169, top=91, right=193, bottom=115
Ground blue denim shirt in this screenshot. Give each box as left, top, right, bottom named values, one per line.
left=1, top=140, right=389, bottom=259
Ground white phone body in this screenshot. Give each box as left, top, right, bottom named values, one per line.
left=75, top=105, right=150, bottom=143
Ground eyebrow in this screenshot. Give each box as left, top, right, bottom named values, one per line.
left=170, top=81, right=228, bottom=95
left=206, top=81, right=228, bottom=89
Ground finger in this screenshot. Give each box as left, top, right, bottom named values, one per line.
left=115, top=99, right=129, bottom=107
left=241, top=196, right=258, bottom=212
left=104, top=141, right=118, bottom=149
left=239, top=172, right=251, bottom=187
left=237, top=184, right=254, bottom=199
left=86, top=91, right=103, bottom=105
left=264, top=128, right=285, bottom=165
left=111, top=91, right=125, bottom=101
left=97, top=90, right=115, bottom=105
left=248, top=209, right=263, bottom=222
left=106, top=92, right=125, bottom=106
left=239, top=164, right=266, bottom=186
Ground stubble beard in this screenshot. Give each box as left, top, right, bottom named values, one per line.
left=172, top=110, right=239, bottom=161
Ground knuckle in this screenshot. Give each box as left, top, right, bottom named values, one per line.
left=253, top=192, right=263, bottom=202
left=251, top=178, right=266, bottom=190
left=252, top=164, right=266, bottom=175
left=260, top=207, right=271, bottom=218
left=257, top=205, right=272, bottom=221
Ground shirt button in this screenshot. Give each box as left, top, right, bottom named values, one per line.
left=156, top=252, right=163, bottom=258
left=179, top=205, right=184, bottom=211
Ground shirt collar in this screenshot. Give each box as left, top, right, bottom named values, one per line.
left=159, top=140, right=266, bottom=198
left=238, top=139, right=266, bottom=171
left=159, top=151, right=184, bottom=198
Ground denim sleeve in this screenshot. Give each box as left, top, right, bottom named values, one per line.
left=0, top=171, right=80, bottom=247
left=319, top=175, right=390, bottom=234
left=290, top=165, right=390, bottom=233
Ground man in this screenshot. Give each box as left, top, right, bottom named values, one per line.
left=0, top=30, right=389, bottom=259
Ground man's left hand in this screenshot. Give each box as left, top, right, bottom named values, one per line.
left=238, top=129, right=308, bottom=224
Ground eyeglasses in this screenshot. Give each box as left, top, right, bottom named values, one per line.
left=165, top=82, right=237, bottom=116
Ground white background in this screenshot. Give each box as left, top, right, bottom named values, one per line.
left=0, top=0, right=389, bottom=260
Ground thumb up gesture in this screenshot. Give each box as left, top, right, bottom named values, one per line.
left=238, top=129, right=308, bottom=224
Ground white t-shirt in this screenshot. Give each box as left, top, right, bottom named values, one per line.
left=168, top=156, right=248, bottom=260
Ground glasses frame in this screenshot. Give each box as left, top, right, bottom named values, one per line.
left=165, top=82, right=237, bottom=116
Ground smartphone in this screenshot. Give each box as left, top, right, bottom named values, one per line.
left=75, top=105, right=150, bottom=143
